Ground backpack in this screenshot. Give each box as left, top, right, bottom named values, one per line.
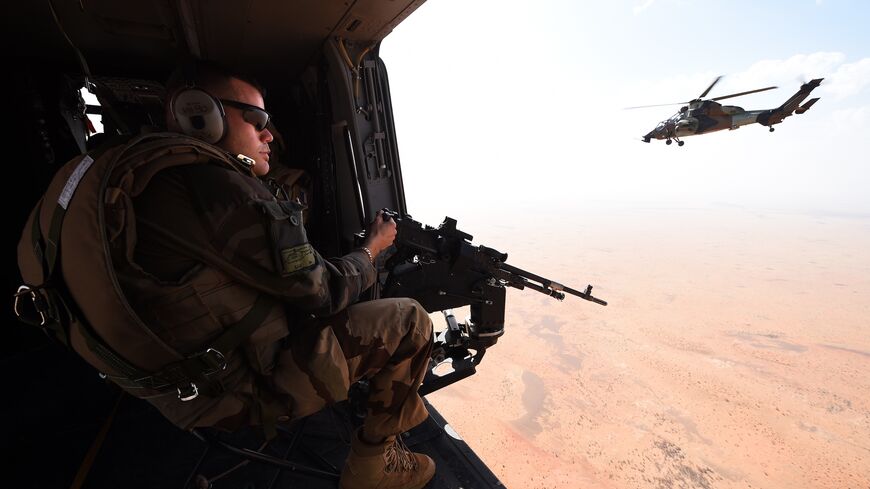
left=15, top=132, right=283, bottom=431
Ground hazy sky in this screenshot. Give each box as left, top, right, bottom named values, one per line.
left=381, top=0, right=870, bottom=220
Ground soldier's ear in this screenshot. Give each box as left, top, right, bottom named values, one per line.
left=170, top=87, right=227, bottom=143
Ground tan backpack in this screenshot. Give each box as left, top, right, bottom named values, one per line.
left=15, top=132, right=280, bottom=431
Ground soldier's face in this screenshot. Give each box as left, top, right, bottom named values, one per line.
left=216, top=78, right=273, bottom=176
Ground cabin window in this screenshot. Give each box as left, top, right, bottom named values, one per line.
left=80, top=87, right=104, bottom=137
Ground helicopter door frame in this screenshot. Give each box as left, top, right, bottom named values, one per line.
left=322, top=38, right=408, bottom=254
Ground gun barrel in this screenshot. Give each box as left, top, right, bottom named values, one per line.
left=563, top=284, right=608, bottom=306
left=499, top=263, right=607, bottom=306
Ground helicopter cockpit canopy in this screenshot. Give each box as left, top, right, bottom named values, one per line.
left=719, top=105, right=744, bottom=115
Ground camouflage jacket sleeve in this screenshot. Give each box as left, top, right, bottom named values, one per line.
left=135, top=163, right=376, bottom=317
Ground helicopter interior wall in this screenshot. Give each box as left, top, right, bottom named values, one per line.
left=11, top=0, right=426, bottom=85
left=4, top=0, right=416, bottom=260
left=0, top=62, right=121, bottom=485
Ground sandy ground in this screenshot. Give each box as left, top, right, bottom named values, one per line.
left=423, top=204, right=870, bottom=489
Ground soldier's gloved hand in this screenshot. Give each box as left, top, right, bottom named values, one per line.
left=363, top=210, right=397, bottom=259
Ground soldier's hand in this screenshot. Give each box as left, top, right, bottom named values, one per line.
left=363, top=210, right=397, bottom=258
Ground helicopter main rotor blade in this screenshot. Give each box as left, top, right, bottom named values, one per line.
left=698, top=75, right=723, bottom=99
left=711, top=86, right=778, bottom=101
left=623, top=101, right=689, bottom=110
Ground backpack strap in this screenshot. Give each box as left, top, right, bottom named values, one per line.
left=98, top=293, right=273, bottom=400
left=16, top=200, right=72, bottom=347
left=15, top=141, right=117, bottom=345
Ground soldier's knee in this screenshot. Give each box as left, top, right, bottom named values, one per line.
left=397, top=298, right=432, bottom=340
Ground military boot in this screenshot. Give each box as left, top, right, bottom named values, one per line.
left=339, top=428, right=435, bottom=489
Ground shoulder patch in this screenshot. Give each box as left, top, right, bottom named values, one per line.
left=280, top=244, right=316, bottom=274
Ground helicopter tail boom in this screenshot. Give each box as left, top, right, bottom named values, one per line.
left=795, top=97, right=820, bottom=114
left=757, top=78, right=823, bottom=127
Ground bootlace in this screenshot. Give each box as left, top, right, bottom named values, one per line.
left=383, top=435, right=418, bottom=474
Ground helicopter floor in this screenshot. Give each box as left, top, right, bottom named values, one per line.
left=3, top=342, right=503, bottom=489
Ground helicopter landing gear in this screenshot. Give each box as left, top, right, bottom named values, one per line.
left=666, top=135, right=684, bottom=146
left=769, top=126, right=775, bottom=132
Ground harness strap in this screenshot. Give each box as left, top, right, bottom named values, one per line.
left=30, top=199, right=46, bottom=274
left=103, top=294, right=273, bottom=400
left=18, top=198, right=73, bottom=347
left=210, top=294, right=274, bottom=358
left=44, top=203, right=68, bottom=278
left=21, top=146, right=113, bottom=345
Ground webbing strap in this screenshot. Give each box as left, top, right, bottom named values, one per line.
left=44, top=203, right=67, bottom=278
left=21, top=199, right=73, bottom=346
left=101, top=294, right=273, bottom=397
left=45, top=145, right=111, bottom=276
left=210, top=294, right=274, bottom=357
left=22, top=148, right=109, bottom=345
left=78, top=321, right=151, bottom=383
left=253, top=381, right=281, bottom=440
left=30, top=199, right=46, bottom=276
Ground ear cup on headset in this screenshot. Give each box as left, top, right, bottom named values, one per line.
left=171, top=87, right=226, bottom=143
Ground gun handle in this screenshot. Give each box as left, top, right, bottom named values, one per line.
left=380, top=208, right=398, bottom=222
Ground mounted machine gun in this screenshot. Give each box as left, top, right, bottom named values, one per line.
left=369, top=210, right=607, bottom=394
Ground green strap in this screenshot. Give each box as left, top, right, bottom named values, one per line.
left=29, top=199, right=45, bottom=276
left=209, top=294, right=274, bottom=357
left=44, top=203, right=67, bottom=278
left=97, top=294, right=273, bottom=396
left=173, top=294, right=275, bottom=397
left=45, top=144, right=114, bottom=277
left=253, top=381, right=281, bottom=440
left=78, top=320, right=152, bottom=383
left=21, top=199, right=71, bottom=346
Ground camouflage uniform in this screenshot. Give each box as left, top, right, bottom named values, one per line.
left=131, top=152, right=432, bottom=439
left=17, top=134, right=432, bottom=440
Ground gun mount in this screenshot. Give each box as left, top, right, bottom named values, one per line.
left=374, top=210, right=606, bottom=395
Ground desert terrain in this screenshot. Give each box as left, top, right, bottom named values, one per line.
left=424, top=203, right=870, bottom=489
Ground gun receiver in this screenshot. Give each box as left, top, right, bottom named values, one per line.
left=374, top=210, right=606, bottom=395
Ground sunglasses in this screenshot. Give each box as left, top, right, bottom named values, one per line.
left=219, top=99, right=271, bottom=131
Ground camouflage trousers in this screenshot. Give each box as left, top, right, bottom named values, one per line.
left=271, top=298, right=433, bottom=440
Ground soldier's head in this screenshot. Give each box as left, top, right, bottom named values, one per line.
left=166, top=60, right=273, bottom=176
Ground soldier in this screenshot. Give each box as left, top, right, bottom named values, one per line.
left=159, top=63, right=437, bottom=488
left=20, top=61, right=436, bottom=489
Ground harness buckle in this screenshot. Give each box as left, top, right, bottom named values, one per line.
left=14, top=285, right=49, bottom=326
left=177, top=382, right=199, bottom=402
left=194, top=348, right=228, bottom=374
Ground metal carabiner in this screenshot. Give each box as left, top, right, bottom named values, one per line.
left=177, top=382, right=199, bottom=402
left=14, top=285, right=47, bottom=326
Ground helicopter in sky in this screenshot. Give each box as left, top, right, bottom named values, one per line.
left=632, top=76, right=823, bottom=146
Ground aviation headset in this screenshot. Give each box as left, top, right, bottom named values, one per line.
left=169, top=61, right=227, bottom=144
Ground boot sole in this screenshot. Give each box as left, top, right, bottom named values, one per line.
left=338, top=469, right=434, bottom=489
